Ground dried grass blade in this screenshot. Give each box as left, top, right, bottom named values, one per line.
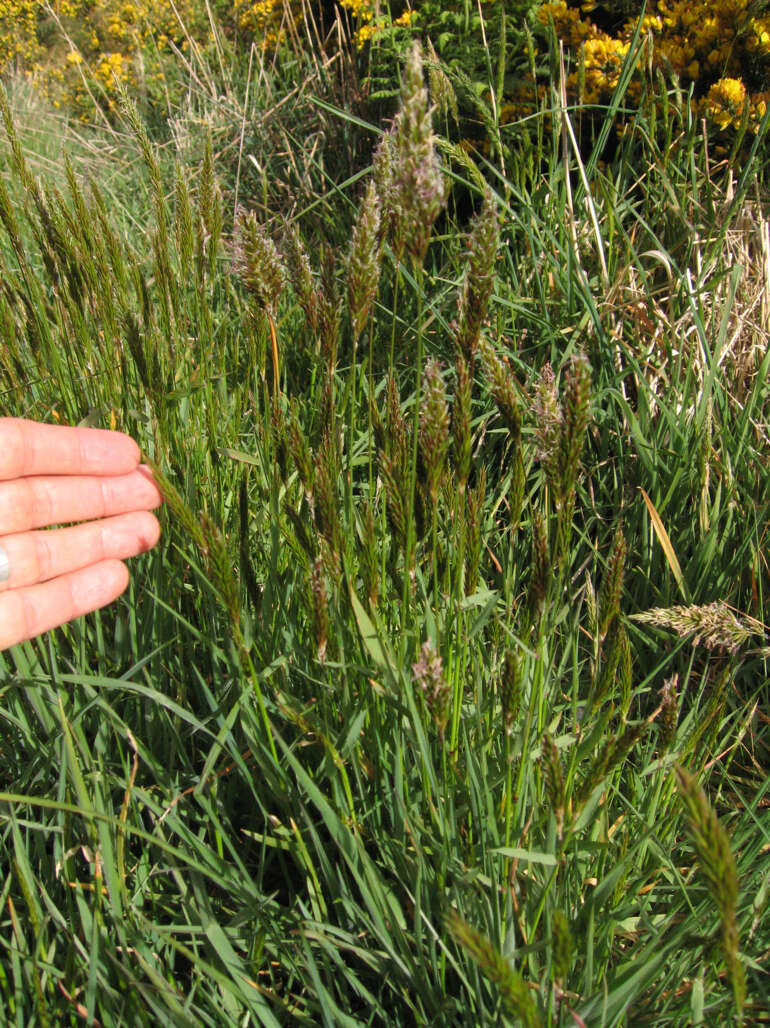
left=640, top=488, right=689, bottom=602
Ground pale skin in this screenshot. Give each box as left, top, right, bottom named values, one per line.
left=0, top=418, right=162, bottom=650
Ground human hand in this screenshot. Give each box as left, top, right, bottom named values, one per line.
left=0, top=418, right=162, bottom=650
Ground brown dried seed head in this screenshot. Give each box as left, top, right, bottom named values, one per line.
left=630, top=602, right=761, bottom=653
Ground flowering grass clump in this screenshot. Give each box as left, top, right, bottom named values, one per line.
left=0, top=17, right=768, bottom=1028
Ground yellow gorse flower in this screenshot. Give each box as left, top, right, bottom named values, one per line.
left=530, top=0, right=770, bottom=136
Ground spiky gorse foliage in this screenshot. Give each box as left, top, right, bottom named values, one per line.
left=338, top=0, right=415, bottom=50
left=0, top=0, right=202, bottom=117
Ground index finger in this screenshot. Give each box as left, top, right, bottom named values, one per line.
left=0, top=419, right=141, bottom=481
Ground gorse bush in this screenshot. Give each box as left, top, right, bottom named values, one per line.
left=0, top=0, right=202, bottom=118
left=530, top=0, right=770, bottom=139
left=0, top=32, right=768, bottom=1028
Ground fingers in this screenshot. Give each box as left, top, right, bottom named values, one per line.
left=0, top=560, right=130, bottom=650
left=0, top=466, right=162, bottom=534
left=0, top=511, right=161, bottom=593
left=0, top=419, right=142, bottom=481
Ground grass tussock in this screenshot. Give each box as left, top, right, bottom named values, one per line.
left=0, top=20, right=768, bottom=1027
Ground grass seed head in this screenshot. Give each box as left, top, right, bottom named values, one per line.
left=598, top=528, right=627, bottom=640
left=529, top=509, right=549, bottom=619
left=314, top=429, right=341, bottom=557
left=454, top=187, right=500, bottom=360
left=480, top=338, right=521, bottom=444
left=577, top=720, right=647, bottom=808
left=674, top=765, right=745, bottom=1016
left=347, top=179, right=382, bottom=341
left=426, top=38, right=458, bottom=126
left=551, top=910, right=574, bottom=986
left=501, top=648, right=522, bottom=735
left=232, top=207, right=285, bottom=315
left=541, top=733, right=565, bottom=839
left=360, top=499, right=379, bottom=608
left=412, top=640, right=450, bottom=735
left=592, top=618, right=625, bottom=713
left=386, top=372, right=408, bottom=469
left=419, top=358, right=450, bottom=504
left=380, top=448, right=407, bottom=553
left=532, top=362, right=562, bottom=495
left=289, top=402, right=315, bottom=497
left=558, top=350, right=592, bottom=502
left=372, top=126, right=395, bottom=241
left=318, top=244, right=340, bottom=368
left=631, top=602, right=762, bottom=653
left=390, top=41, right=447, bottom=266
left=658, top=674, right=679, bottom=755
left=509, top=450, right=526, bottom=539
left=465, top=465, right=486, bottom=596
left=446, top=910, right=542, bottom=1027
left=452, top=352, right=472, bottom=491
left=282, top=221, right=319, bottom=334
left=618, top=623, right=633, bottom=720
left=309, top=554, right=329, bottom=664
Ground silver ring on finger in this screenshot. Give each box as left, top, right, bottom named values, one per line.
left=0, top=542, right=8, bottom=583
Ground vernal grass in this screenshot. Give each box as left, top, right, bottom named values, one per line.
left=0, top=31, right=767, bottom=1027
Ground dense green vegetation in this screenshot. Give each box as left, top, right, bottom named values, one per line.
left=0, top=3, right=768, bottom=1024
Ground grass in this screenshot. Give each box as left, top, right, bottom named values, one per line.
left=0, top=22, right=768, bottom=1026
